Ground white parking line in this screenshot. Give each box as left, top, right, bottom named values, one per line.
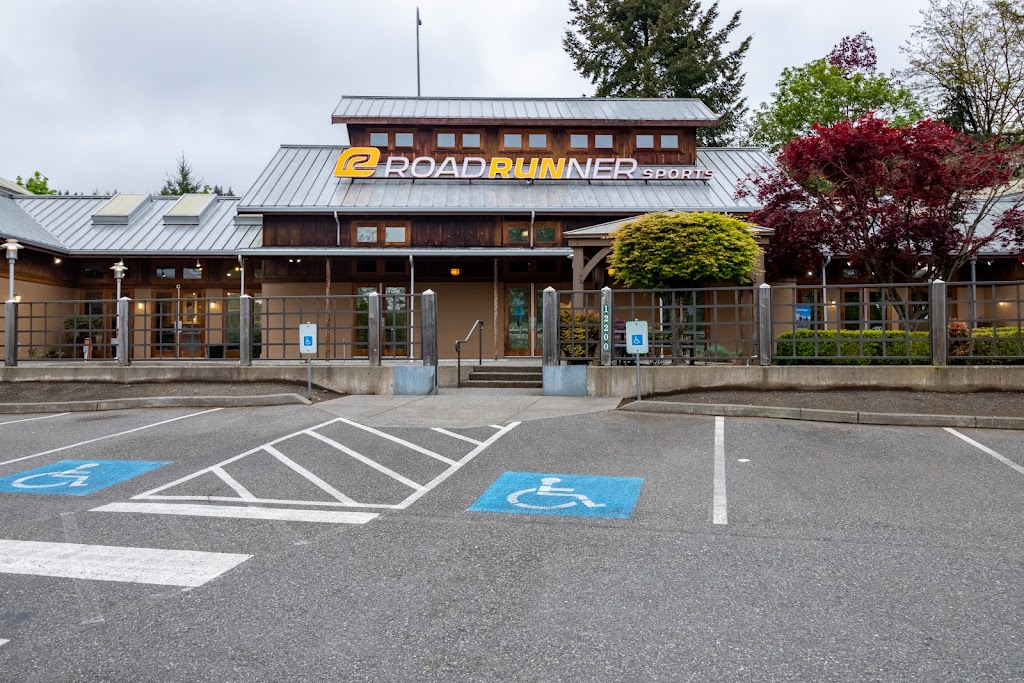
left=0, top=539, right=250, bottom=587
left=334, top=417, right=457, bottom=466
left=0, top=409, right=223, bottom=469
left=264, top=444, right=360, bottom=505
left=713, top=416, right=728, bottom=525
left=0, top=413, right=71, bottom=427
left=430, top=428, right=483, bottom=447
left=0, top=638, right=8, bottom=647
left=305, top=430, right=425, bottom=491
left=93, top=502, right=378, bottom=525
left=945, top=428, right=1024, bottom=476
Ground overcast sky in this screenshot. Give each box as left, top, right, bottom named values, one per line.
left=0, top=0, right=930, bottom=196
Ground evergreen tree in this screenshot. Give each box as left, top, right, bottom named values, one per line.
left=160, top=154, right=205, bottom=195
left=563, top=0, right=751, bottom=145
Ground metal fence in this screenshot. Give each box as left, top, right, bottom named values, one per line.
left=547, top=280, right=1024, bottom=367
left=2, top=291, right=435, bottom=366
left=770, top=283, right=933, bottom=364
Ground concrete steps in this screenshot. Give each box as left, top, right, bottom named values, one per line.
left=461, top=365, right=542, bottom=389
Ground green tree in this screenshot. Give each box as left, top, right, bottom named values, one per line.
left=15, top=171, right=58, bottom=195
left=749, top=34, right=923, bottom=152
left=563, top=0, right=752, bottom=145
left=159, top=154, right=229, bottom=196
left=901, top=0, right=1024, bottom=141
left=609, top=212, right=760, bottom=288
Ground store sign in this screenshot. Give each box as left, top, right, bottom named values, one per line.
left=333, top=147, right=714, bottom=181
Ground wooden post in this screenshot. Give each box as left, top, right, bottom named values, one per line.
left=4, top=300, right=17, bottom=367
left=493, top=258, right=500, bottom=361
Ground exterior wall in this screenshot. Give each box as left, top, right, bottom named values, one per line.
left=0, top=279, right=80, bottom=360
left=427, top=281, right=499, bottom=360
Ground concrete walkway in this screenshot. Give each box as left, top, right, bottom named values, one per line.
left=315, top=388, right=621, bottom=427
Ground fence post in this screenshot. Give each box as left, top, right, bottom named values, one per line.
left=368, top=291, right=381, bottom=367
left=930, top=279, right=947, bottom=366
left=542, top=287, right=558, bottom=366
left=757, top=283, right=772, bottom=367
left=116, top=297, right=131, bottom=367
left=600, top=286, right=613, bottom=367
left=239, top=294, right=253, bottom=367
left=4, top=300, right=17, bottom=367
left=421, top=289, right=437, bottom=367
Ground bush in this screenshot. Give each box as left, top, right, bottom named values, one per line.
left=559, top=304, right=599, bottom=359
left=952, top=327, right=1024, bottom=363
left=775, top=329, right=931, bottom=365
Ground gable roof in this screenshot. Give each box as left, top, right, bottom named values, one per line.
left=332, top=96, right=719, bottom=127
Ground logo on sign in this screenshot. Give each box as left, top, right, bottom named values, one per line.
left=333, top=147, right=381, bottom=178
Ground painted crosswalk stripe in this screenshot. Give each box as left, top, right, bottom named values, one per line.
left=0, top=639, right=8, bottom=647
left=92, top=502, right=378, bottom=525
left=0, top=539, right=250, bottom=587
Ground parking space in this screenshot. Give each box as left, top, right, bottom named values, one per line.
left=2, top=403, right=1024, bottom=680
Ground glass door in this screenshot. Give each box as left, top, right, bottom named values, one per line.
left=505, top=284, right=548, bottom=357
left=151, top=289, right=206, bottom=358
left=354, top=285, right=409, bottom=358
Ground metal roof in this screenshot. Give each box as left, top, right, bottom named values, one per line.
left=0, top=177, right=32, bottom=197
left=332, top=96, right=719, bottom=126
left=0, top=195, right=65, bottom=251
left=239, top=145, right=773, bottom=215
left=13, top=194, right=262, bottom=256
left=564, top=211, right=774, bottom=238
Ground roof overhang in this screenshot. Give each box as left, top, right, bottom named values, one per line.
left=237, top=247, right=572, bottom=258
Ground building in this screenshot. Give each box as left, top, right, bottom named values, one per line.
left=0, top=96, right=776, bottom=361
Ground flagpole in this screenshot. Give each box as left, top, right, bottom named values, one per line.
left=416, top=7, right=422, bottom=97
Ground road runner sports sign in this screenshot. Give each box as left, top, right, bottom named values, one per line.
left=334, top=147, right=715, bottom=181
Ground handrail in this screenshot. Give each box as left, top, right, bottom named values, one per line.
left=455, top=319, right=484, bottom=388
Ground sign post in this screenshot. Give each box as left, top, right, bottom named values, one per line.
left=299, top=322, right=317, bottom=401
left=624, top=320, right=649, bottom=402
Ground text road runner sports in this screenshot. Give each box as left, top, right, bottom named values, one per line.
left=333, top=147, right=715, bottom=181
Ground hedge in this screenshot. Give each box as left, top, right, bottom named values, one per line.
left=775, top=329, right=931, bottom=365
left=776, top=327, right=1024, bottom=364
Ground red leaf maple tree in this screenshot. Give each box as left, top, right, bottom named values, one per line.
left=741, top=115, right=1024, bottom=284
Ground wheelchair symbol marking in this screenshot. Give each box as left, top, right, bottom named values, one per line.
left=506, top=477, right=607, bottom=510
left=12, top=463, right=100, bottom=489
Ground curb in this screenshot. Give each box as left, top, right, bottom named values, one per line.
left=620, top=400, right=1024, bottom=430
left=0, top=393, right=312, bottom=414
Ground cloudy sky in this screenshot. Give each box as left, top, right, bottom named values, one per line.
left=0, top=0, right=930, bottom=196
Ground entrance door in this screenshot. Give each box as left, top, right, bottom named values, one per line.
left=505, top=285, right=546, bottom=357
left=151, top=290, right=205, bottom=358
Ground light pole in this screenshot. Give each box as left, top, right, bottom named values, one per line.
left=111, top=260, right=127, bottom=348
left=4, top=239, right=22, bottom=302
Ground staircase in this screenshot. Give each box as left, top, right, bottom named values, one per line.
left=460, top=365, right=543, bottom=389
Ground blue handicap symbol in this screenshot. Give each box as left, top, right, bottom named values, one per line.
left=468, top=472, right=644, bottom=519
left=0, top=460, right=170, bottom=496
left=303, top=335, right=313, bottom=346
left=631, top=334, right=644, bottom=346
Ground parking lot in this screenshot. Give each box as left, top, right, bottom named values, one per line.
left=1, top=400, right=1023, bottom=682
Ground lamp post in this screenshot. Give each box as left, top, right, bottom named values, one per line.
left=111, top=260, right=127, bottom=348
left=4, top=238, right=22, bottom=302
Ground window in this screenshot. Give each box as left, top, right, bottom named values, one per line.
left=636, top=134, right=654, bottom=149
left=503, top=133, right=522, bottom=149
left=569, top=134, right=589, bottom=149
left=356, top=260, right=376, bottom=273
left=394, top=132, right=414, bottom=147
left=660, top=134, right=679, bottom=149
left=384, top=259, right=405, bottom=273
left=462, top=133, right=481, bottom=148
left=353, top=221, right=410, bottom=247
left=384, top=226, right=407, bottom=244
left=528, top=133, right=547, bottom=149
left=182, top=268, right=203, bottom=280
left=506, top=226, right=530, bottom=245
left=370, top=132, right=389, bottom=147
left=503, top=222, right=560, bottom=246
left=594, top=134, right=613, bottom=148
left=437, top=132, right=456, bottom=148
left=156, top=268, right=176, bottom=279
